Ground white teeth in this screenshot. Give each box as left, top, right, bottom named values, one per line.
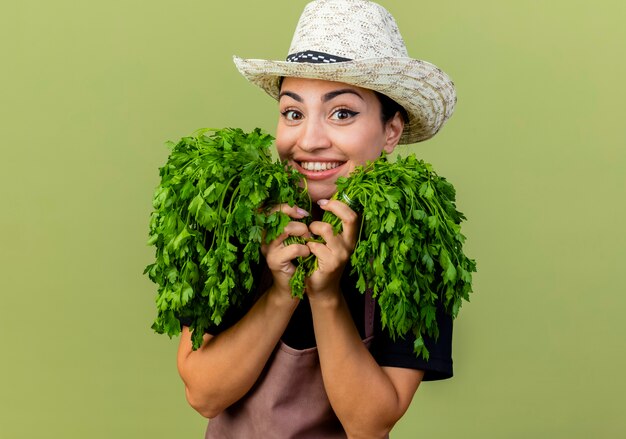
left=300, top=161, right=341, bottom=171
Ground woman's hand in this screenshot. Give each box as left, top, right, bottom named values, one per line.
left=261, top=203, right=311, bottom=296
left=305, top=199, right=359, bottom=300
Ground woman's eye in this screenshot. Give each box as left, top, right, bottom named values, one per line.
left=331, top=109, right=359, bottom=120
left=282, top=110, right=303, bottom=121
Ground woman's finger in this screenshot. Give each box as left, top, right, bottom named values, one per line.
left=261, top=203, right=310, bottom=245
left=266, top=203, right=310, bottom=219
left=268, top=243, right=310, bottom=272
left=316, top=198, right=359, bottom=244
left=306, top=227, right=350, bottom=264
left=278, top=221, right=312, bottom=244
left=263, top=231, right=311, bottom=276
left=261, top=220, right=311, bottom=257
left=308, top=220, right=337, bottom=244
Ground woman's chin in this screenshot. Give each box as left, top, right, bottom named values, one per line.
left=307, top=187, right=336, bottom=203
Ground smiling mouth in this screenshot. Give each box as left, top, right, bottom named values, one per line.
left=298, top=161, right=344, bottom=172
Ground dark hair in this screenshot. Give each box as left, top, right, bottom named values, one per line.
left=374, top=91, right=409, bottom=125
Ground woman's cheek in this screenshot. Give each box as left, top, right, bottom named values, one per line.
left=274, top=130, right=294, bottom=158
left=274, top=140, right=288, bottom=160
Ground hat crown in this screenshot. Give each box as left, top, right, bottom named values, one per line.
left=287, top=0, right=409, bottom=60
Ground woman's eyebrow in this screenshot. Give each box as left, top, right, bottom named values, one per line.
left=322, top=89, right=364, bottom=102
left=278, top=91, right=303, bottom=102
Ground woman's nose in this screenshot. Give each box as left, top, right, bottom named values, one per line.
left=296, top=118, right=331, bottom=152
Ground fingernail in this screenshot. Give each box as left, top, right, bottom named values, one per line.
left=317, top=199, right=329, bottom=206
left=296, top=207, right=310, bottom=217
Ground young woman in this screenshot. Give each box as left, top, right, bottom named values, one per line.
left=177, top=1, right=457, bottom=437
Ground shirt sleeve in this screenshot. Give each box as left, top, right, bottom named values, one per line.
left=370, top=299, right=454, bottom=381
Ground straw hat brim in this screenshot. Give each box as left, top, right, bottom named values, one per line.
left=233, top=55, right=456, bottom=144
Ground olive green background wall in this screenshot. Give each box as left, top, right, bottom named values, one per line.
left=1, top=1, right=624, bottom=438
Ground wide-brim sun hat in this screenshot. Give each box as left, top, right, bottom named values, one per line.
left=233, top=0, right=457, bottom=144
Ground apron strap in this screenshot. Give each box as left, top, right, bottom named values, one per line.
left=364, top=288, right=375, bottom=339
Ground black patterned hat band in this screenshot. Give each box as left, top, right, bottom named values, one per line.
left=286, top=51, right=351, bottom=64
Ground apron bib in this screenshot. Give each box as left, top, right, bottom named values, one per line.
left=206, top=290, right=387, bottom=439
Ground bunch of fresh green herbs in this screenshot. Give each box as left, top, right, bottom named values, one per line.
left=144, top=128, right=307, bottom=349
left=289, top=154, right=476, bottom=359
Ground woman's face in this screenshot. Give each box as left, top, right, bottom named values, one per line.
left=275, top=77, right=404, bottom=202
